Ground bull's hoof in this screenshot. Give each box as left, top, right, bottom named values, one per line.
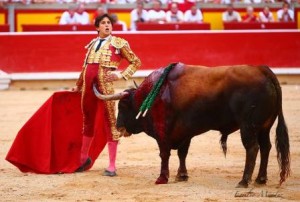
left=255, top=177, right=267, bottom=185
left=236, top=180, right=249, bottom=188
left=175, top=174, right=189, bottom=182
left=155, top=176, right=168, bottom=184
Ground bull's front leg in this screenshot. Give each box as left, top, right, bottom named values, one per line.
left=155, top=144, right=171, bottom=184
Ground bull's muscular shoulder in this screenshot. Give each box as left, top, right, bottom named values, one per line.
left=168, top=63, right=210, bottom=81
left=111, top=36, right=128, bottom=49
left=168, top=63, right=186, bottom=81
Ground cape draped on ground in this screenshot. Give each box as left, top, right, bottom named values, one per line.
left=5, top=91, right=107, bottom=174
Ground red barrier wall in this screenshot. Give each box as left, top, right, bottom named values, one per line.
left=0, top=30, right=300, bottom=73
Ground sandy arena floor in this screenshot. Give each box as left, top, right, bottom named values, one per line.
left=0, top=85, right=299, bottom=201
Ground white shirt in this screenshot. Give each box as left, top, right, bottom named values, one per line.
left=277, top=9, right=294, bottom=22
left=130, top=9, right=149, bottom=31
left=115, top=0, right=136, bottom=3
left=59, top=11, right=78, bottom=25
left=76, top=12, right=90, bottom=25
left=166, top=10, right=184, bottom=23
left=57, top=0, right=74, bottom=2
left=222, top=11, right=242, bottom=22
left=75, top=0, right=99, bottom=2
left=93, top=35, right=111, bottom=50
left=243, top=0, right=263, bottom=3
left=258, top=11, right=274, bottom=22
left=220, top=0, right=231, bottom=4
left=159, top=0, right=169, bottom=3
left=169, top=0, right=184, bottom=2
left=184, top=9, right=203, bottom=22
left=148, top=10, right=166, bottom=22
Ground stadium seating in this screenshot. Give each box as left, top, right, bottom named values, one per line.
left=136, top=23, right=211, bottom=31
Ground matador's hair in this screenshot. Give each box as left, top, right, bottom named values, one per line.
left=94, top=14, right=114, bottom=28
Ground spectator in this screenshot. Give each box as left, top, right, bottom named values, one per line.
left=6, top=0, right=32, bottom=4
left=263, top=0, right=275, bottom=3
left=13, top=0, right=31, bottom=4
left=76, top=3, right=90, bottom=25
left=92, top=5, right=107, bottom=24
left=243, top=0, right=262, bottom=4
left=258, top=6, right=274, bottom=22
left=110, top=13, right=128, bottom=31
left=242, top=6, right=258, bottom=22
left=57, top=0, right=75, bottom=3
left=219, top=0, right=231, bottom=4
left=222, top=4, right=241, bottom=22
left=184, top=4, right=203, bottom=23
left=148, top=0, right=166, bottom=23
left=59, top=5, right=78, bottom=25
left=32, top=0, right=57, bottom=3
left=157, top=0, right=168, bottom=4
left=166, top=2, right=184, bottom=23
left=110, top=0, right=137, bottom=3
left=130, top=1, right=149, bottom=31
left=76, top=0, right=100, bottom=2
left=168, top=0, right=194, bottom=12
left=277, top=2, right=294, bottom=22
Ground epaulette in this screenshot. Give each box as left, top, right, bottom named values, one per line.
left=85, top=38, right=97, bottom=49
left=111, top=36, right=128, bottom=49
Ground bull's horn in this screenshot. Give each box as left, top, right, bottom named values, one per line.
left=133, top=80, right=139, bottom=89
left=93, top=84, right=128, bottom=100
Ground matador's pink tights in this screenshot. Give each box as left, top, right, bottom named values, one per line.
left=79, top=64, right=118, bottom=171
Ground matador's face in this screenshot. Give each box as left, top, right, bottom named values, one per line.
left=97, top=17, right=112, bottom=38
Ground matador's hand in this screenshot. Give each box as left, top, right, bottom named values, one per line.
left=105, top=72, right=123, bottom=82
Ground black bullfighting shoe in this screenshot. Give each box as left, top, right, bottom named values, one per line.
left=75, top=157, right=92, bottom=172
left=102, top=169, right=117, bottom=177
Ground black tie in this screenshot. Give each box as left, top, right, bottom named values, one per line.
left=95, top=39, right=105, bottom=52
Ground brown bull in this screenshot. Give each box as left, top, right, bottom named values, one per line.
left=94, top=63, right=290, bottom=188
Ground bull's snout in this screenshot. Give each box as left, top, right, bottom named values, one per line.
left=116, top=115, right=132, bottom=137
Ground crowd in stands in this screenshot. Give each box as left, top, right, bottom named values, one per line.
left=1, top=0, right=297, bottom=31
left=59, top=3, right=90, bottom=24
left=222, top=2, right=294, bottom=22
left=2, top=0, right=300, bottom=5
left=55, top=0, right=206, bottom=30
left=54, top=0, right=296, bottom=30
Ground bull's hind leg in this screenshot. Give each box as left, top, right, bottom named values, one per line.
left=237, top=127, right=259, bottom=188
left=175, top=139, right=191, bottom=182
left=255, top=129, right=272, bottom=185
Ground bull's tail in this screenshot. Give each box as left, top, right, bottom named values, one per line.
left=262, top=65, right=291, bottom=185
left=276, top=107, right=290, bottom=185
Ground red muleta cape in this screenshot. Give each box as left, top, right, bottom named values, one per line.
left=6, top=91, right=107, bottom=174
